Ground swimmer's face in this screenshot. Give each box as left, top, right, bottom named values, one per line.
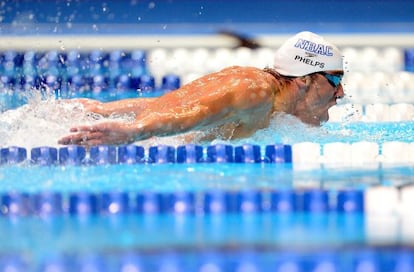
left=296, top=71, right=344, bottom=125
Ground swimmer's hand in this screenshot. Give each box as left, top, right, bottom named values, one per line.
left=58, top=121, right=139, bottom=146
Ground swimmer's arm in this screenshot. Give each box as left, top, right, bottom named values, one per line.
left=132, top=104, right=213, bottom=139
left=71, top=98, right=156, bottom=116
left=92, top=98, right=156, bottom=116
left=58, top=105, right=213, bottom=145
left=58, top=94, right=265, bottom=146
left=132, top=82, right=274, bottom=139
left=59, top=72, right=275, bottom=146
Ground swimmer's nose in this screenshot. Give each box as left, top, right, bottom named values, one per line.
left=335, top=84, right=345, bottom=99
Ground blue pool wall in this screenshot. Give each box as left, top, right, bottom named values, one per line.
left=2, top=0, right=414, bottom=35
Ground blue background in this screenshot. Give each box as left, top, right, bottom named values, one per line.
left=1, top=0, right=414, bottom=35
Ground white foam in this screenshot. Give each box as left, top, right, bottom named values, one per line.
left=0, top=91, right=134, bottom=149
left=1, top=90, right=411, bottom=153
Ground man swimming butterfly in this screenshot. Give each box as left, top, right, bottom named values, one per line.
left=58, top=31, right=344, bottom=146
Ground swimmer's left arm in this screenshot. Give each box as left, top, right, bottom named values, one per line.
left=91, top=98, right=156, bottom=116
left=58, top=68, right=276, bottom=146
left=69, top=97, right=156, bottom=116
left=130, top=76, right=276, bottom=138
left=57, top=86, right=269, bottom=146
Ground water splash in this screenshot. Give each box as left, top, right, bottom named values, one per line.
left=1, top=91, right=413, bottom=149
left=229, top=113, right=337, bottom=146
left=138, top=113, right=382, bottom=148
left=0, top=90, right=132, bottom=148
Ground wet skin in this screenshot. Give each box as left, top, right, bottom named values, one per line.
left=58, top=66, right=343, bottom=146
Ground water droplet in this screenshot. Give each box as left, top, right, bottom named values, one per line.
left=148, top=2, right=155, bottom=9
left=162, top=25, right=167, bottom=30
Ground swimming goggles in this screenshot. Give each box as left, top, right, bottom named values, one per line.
left=319, top=72, right=343, bottom=88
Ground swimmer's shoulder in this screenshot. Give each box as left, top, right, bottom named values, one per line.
left=220, top=66, right=278, bottom=82
left=220, top=65, right=265, bottom=74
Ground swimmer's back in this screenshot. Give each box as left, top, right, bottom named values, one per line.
left=153, top=66, right=277, bottom=111
left=132, top=66, right=277, bottom=139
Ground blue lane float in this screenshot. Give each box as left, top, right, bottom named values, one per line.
left=59, top=145, right=86, bottom=165
left=68, top=192, right=99, bottom=215
left=161, top=74, right=181, bottom=91
left=0, top=75, right=16, bottom=89
left=113, top=74, right=132, bottom=91
left=0, top=189, right=366, bottom=217
left=0, top=255, right=27, bottom=272
left=33, top=192, right=64, bottom=216
left=270, top=190, right=298, bottom=212
left=0, top=146, right=27, bottom=164
left=89, top=145, right=117, bottom=165
left=100, top=191, right=130, bottom=215
left=264, top=144, right=292, bottom=163
left=0, top=144, right=294, bottom=165
left=135, top=192, right=163, bottom=214
left=148, top=145, right=176, bottom=164
left=302, top=189, right=330, bottom=213
left=31, top=146, right=58, bottom=166
left=176, top=144, right=204, bottom=163
left=235, top=190, right=263, bottom=213
left=337, top=189, right=364, bottom=213
left=203, top=190, right=231, bottom=214
left=118, top=253, right=145, bottom=272
left=1, top=247, right=413, bottom=272
left=138, top=74, right=155, bottom=92
left=234, top=144, right=262, bottom=163
left=164, top=191, right=196, bottom=214
left=206, top=144, right=234, bottom=163
left=1, top=192, right=30, bottom=216
left=0, top=49, right=149, bottom=78
left=117, top=144, right=145, bottom=164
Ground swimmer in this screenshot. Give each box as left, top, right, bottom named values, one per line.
left=58, top=31, right=344, bottom=146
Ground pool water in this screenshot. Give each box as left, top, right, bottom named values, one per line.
left=1, top=133, right=414, bottom=271
left=1, top=35, right=414, bottom=272
left=2, top=81, right=414, bottom=271
left=1, top=159, right=414, bottom=193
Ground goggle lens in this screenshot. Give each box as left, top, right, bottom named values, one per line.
left=320, top=72, right=343, bottom=88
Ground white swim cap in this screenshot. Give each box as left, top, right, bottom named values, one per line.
left=273, top=31, right=343, bottom=77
